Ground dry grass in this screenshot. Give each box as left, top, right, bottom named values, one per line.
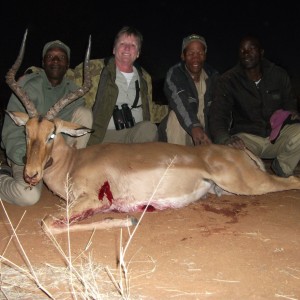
left=0, top=261, right=122, bottom=299
left=0, top=194, right=135, bottom=299
left=0, top=159, right=175, bottom=299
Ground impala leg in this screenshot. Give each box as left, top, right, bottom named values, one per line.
left=41, top=194, right=137, bottom=235
left=212, top=164, right=300, bottom=195
left=42, top=215, right=137, bottom=235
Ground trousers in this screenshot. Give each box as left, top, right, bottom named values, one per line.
left=236, top=123, right=300, bottom=176
left=165, top=110, right=194, bottom=146
left=102, top=121, right=158, bottom=143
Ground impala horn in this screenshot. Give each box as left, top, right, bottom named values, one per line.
left=6, top=29, right=38, bottom=118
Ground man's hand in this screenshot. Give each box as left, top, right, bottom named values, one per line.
left=225, top=136, right=245, bottom=149
left=191, top=127, right=212, bottom=146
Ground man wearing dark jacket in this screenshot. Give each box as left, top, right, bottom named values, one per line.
left=209, top=35, right=300, bottom=177
left=158, top=34, right=219, bottom=146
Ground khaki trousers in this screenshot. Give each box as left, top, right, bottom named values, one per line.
left=236, top=123, right=300, bottom=176
left=166, top=111, right=194, bottom=146
left=102, top=121, right=158, bottom=144
left=65, top=106, right=93, bottom=148
left=0, top=106, right=92, bottom=205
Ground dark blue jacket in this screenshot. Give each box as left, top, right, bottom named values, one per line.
left=158, top=61, right=219, bottom=141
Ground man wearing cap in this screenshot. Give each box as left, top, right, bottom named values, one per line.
left=209, top=35, right=300, bottom=177
left=0, top=39, right=92, bottom=206
left=158, top=34, right=219, bottom=146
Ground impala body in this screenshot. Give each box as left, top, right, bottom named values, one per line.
left=8, top=110, right=300, bottom=234
left=6, top=31, right=300, bottom=234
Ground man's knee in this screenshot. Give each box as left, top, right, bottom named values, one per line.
left=69, top=107, right=93, bottom=148
left=142, top=122, right=158, bottom=142
left=288, top=128, right=300, bottom=150
left=235, top=133, right=264, bottom=156
left=72, top=106, right=93, bottom=128
left=135, top=121, right=158, bottom=142
left=16, top=186, right=42, bottom=206
left=2, top=185, right=42, bottom=206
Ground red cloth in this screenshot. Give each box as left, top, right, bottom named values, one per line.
left=269, top=109, right=292, bottom=142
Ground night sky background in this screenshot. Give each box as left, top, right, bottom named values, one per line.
left=1, top=0, right=300, bottom=108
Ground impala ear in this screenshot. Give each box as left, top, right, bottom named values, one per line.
left=6, top=111, right=30, bottom=126
left=54, top=119, right=94, bottom=137
left=65, top=127, right=94, bottom=137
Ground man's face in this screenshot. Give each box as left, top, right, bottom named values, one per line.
left=239, top=38, right=263, bottom=69
left=182, top=41, right=206, bottom=75
left=43, top=47, right=69, bottom=82
left=113, top=34, right=140, bottom=66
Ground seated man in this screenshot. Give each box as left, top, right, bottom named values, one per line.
left=73, top=26, right=168, bottom=145
left=0, top=39, right=92, bottom=205
left=158, top=34, right=219, bottom=146
left=209, top=34, right=300, bottom=177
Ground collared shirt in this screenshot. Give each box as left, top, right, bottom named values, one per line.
left=107, top=67, right=143, bottom=129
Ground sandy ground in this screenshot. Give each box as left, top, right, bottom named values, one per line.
left=1, top=183, right=300, bottom=299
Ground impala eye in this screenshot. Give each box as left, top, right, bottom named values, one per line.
left=48, top=133, right=56, bottom=142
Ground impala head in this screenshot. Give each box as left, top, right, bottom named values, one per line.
left=5, top=29, right=92, bottom=186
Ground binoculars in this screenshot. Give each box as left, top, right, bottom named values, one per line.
left=113, top=104, right=135, bottom=130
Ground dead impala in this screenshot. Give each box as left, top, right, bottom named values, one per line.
left=6, top=31, right=300, bottom=235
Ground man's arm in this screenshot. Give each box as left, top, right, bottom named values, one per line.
left=2, top=93, right=28, bottom=165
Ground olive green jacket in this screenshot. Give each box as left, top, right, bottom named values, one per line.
left=70, top=57, right=167, bottom=145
